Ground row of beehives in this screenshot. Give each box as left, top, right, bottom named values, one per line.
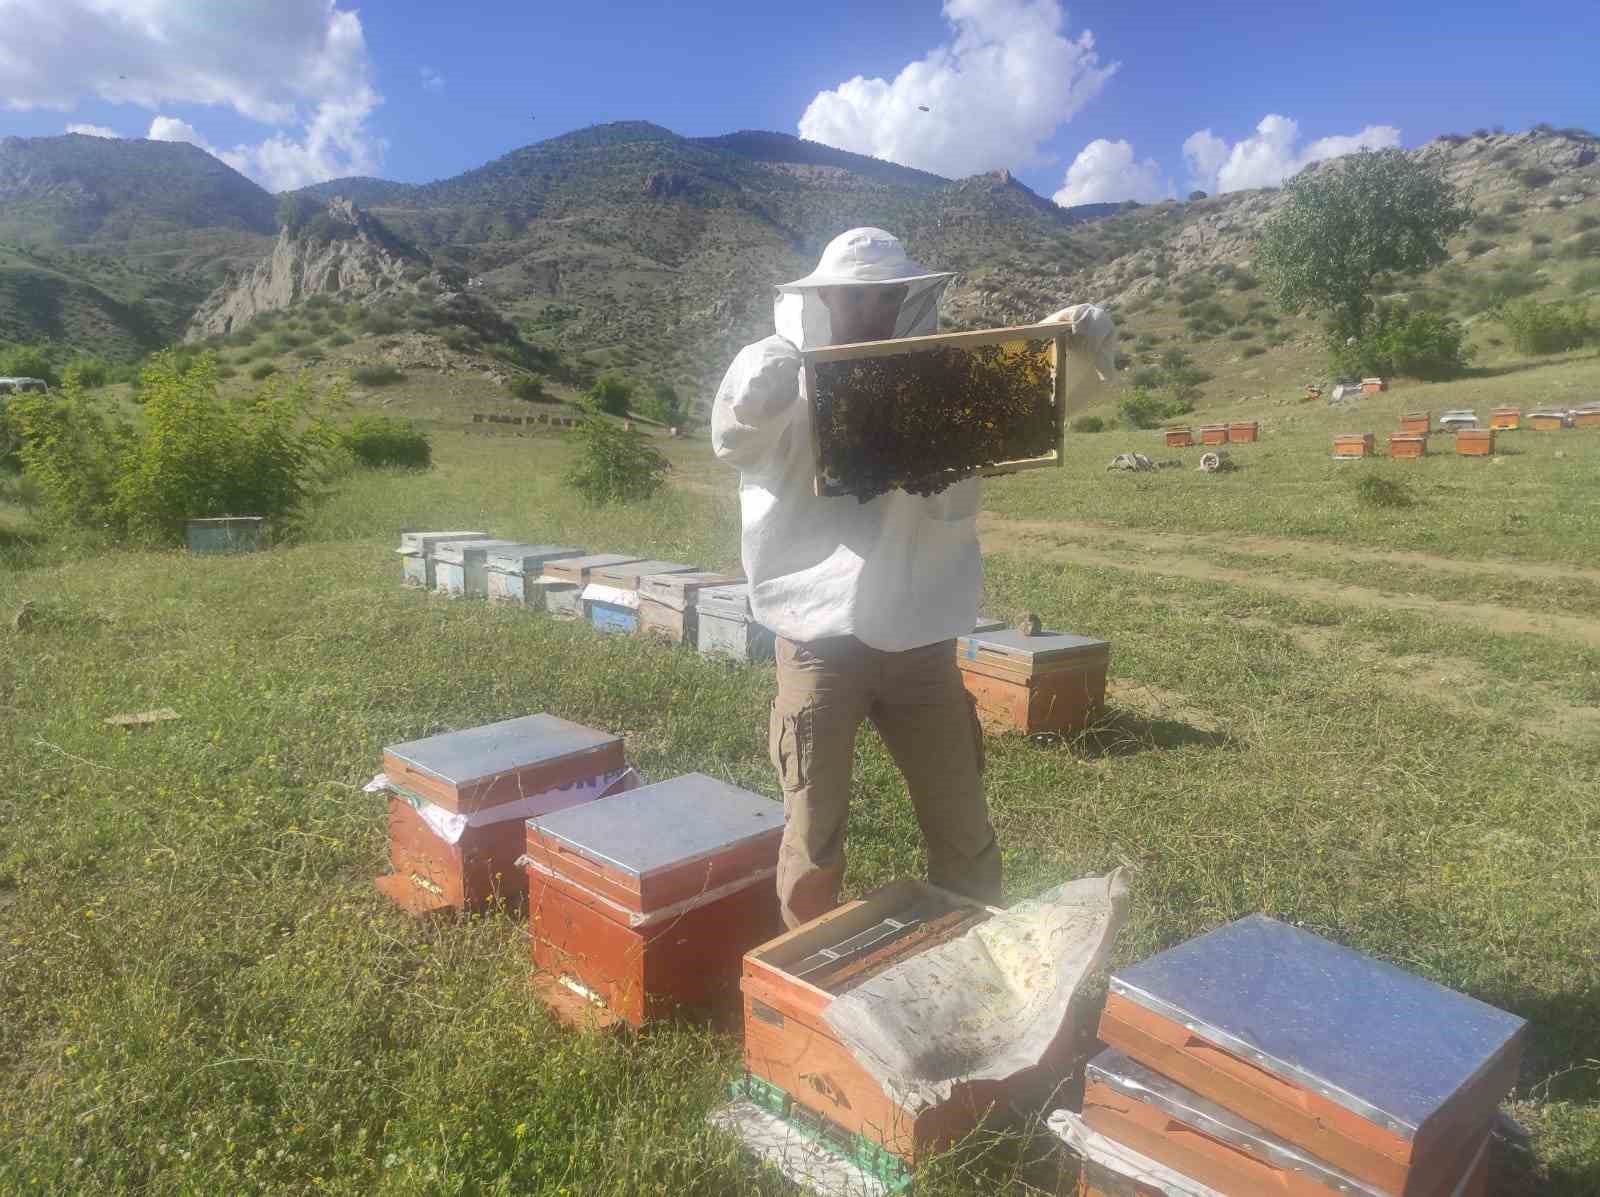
left=1335, top=403, right=1600, bottom=459
left=397, top=531, right=771, bottom=661
left=397, top=530, right=1116, bottom=739
left=1163, top=420, right=1259, bottom=448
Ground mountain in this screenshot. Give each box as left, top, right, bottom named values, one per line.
left=0, top=133, right=276, bottom=244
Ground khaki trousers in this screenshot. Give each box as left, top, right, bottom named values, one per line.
left=768, top=634, right=1002, bottom=929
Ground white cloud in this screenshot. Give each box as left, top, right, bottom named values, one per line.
left=798, top=0, right=1117, bottom=178
left=1053, top=138, right=1167, bottom=206
left=0, top=0, right=383, bottom=191
left=65, top=122, right=118, bottom=138
left=1185, top=114, right=1401, bottom=194
left=147, top=115, right=215, bottom=152
left=420, top=66, right=445, bottom=94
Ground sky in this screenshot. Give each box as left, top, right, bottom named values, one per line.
left=1, top=0, right=1596, bottom=201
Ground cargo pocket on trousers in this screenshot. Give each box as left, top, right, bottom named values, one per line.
left=966, top=693, right=987, bottom=774
left=769, top=702, right=809, bottom=791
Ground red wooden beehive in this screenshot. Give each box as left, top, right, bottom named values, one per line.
left=525, top=773, right=784, bottom=1027
left=741, top=879, right=1017, bottom=1163
left=1164, top=427, right=1195, bottom=448
left=957, top=628, right=1110, bottom=736
left=1332, top=432, right=1375, bottom=459
left=1229, top=421, right=1260, bottom=443
left=1574, top=409, right=1600, bottom=428
left=1097, top=915, right=1524, bottom=1197
left=1454, top=429, right=1494, bottom=457
left=1398, top=411, right=1431, bottom=435
left=375, top=714, right=631, bottom=914
left=1389, top=433, right=1427, bottom=459
left=1199, top=424, right=1230, bottom=445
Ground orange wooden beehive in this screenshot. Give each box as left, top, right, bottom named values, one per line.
left=1398, top=411, right=1430, bottom=434
left=1165, top=427, right=1195, bottom=447
left=1454, top=429, right=1494, bottom=457
left=1229, top=421, right=1260, bottom=443
left=1098, top=915, right=1524, bottom=1197
left=1389, top=433, right=1427, bottom=459
left=1199, top=424, right=1230, bottom=445
left=956, top=628, right=1110, bottom=736
left=741, top=879, right=1019, bottom=1163
left=1362, top=377, right=1388, bottom=395
left=1332, top=432, right=1375, bottom=459
left=1574, top=408, right=1600, bottom=428
left=1488, top=407, right=1521, bottom=431
left=1528, top=410, right=1568, bottom=431
left=525, top=773, right=784, bottom=1027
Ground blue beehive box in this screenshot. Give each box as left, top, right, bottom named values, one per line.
left=583, top=560, right=696, bottom=635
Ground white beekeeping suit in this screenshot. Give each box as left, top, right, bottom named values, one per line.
left=710, top=227, right=1116, bottom=653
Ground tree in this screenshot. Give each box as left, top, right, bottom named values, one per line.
left=1188, top=190, right=1208, bottom=201
left=1255, top=149, right=1471, bottom=340
left=586, top=372, right=632, bottom=416
left=275, top=193, right=318, bottom=234
left=564, top=417, right=670, bottom=505
left=638, top=380, right=681, bottom=426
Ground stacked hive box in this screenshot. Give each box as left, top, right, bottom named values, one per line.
left=740, top=880, right=1012, bottom=1165
left=540, top=553, right=642, bottom=619
left=1488, top=407, right=1521, bottom=431
left=1389, top=433, right=1427, bottom=459
left=957, top=627, right=1111, bottom=736
left=696, top=583, right=776, bottom=663
left=397, top=530, right=490, bottom=588
left=433, top=538, right=524, bottom=597
left=525, top=773, right=784, bottom=1026
left=1199, top=425, right=1230, bottom=446
left=582, top=560, right=697, bottom=634
left=375, top=714, right=630, bottom=915
left=1165, top=427, right=1195, bottom=448
left=1399, top=411, right=1431, bottom=435
left=485, top=544, right=586, bottom=607
left=638, top=571, right=743, bottom=644
left=1229, top=421, right=1260, bottom=443
left=1455, top=429, right=1495, bottom=457
left=1082, top=915, right=1523, bottom=1197
left=1333, top=432, right=1375, bottom=459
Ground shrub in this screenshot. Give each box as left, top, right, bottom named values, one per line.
left=1496, top=299, right=1594, bottom=354
left=1333, top=309, right=1473, bottom=379
left=65, top=358, right=110, bottom=388
left=585, top=372, right=632, bottom=416
left=1473, top=213, right=1510, bottom=235
left=1118, top=386, right=1192, bottom=429
left=635, top=381, right=682, bottom=426
left=1530, top=232, right=1552, bottom=245
left=1500, top=199, right=1525, bottom=216
left=1069, top=415, right=1105, bottom=434
left=272, top=332, right=306, bottom=351
left=366, top=315, right=400, bottom=335
left=1355, top=476, right=1415, bottom=509
left=328, top=332, right=353, bottom=347
left=340, top=416, right=431, bottom=469
left=1575, top=214, right=1600, bottom=232
left=1228, top=329, right=1254, bottom=341
left=1518, top=167, right=1555, bottom=189
left=7, top=352, right=338, bottom=542
left=0, top=345, right=59, bottom=387
left=564, top=418, right=670, bottom=505
left=352, top=365, right=405, bottom=387
left=1568, top=231, right=1600, bottom=258
left=1465, top=239, right=1497, bottom=258
left=250, top=363, right=278, bottom=380
left=1242, top=345, right=1267, bottom=357
left=1571, top=266, right=1600, bottom=294
left=1130, top=367, right=1163, bottom=389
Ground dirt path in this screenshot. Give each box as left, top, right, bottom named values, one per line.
left=980, top=517, right=1600, bottom=649
left=980, top=515, right=1600, bottom=587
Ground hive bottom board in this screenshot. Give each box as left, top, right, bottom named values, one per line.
left=379, top=796, right=529, bottom=914
left=529, top=871, right=781, bottom=1027
left=959, top=658, right=1108, bottom=735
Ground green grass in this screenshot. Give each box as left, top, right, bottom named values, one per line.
left=3, top=392, right=1599, bottom=1192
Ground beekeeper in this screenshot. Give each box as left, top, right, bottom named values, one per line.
left=711, top=227, right=1116, bottom=929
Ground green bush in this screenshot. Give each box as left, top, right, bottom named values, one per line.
left=585, top=372, right=632, bottom=416
left=340, top=416, right=431, bottom=469
left=1576, top=214, right=1600, bottom=232
left=1567, top=231, right=1600, bottom=259
left=1518, top=167, right=1556, bottom=189
left=366, top=315, right=400, bottom=335
left=1355, top=476, right=1415, bottom=509
left=1496, top=299, right=1594, bottom=354
left=564, top=418, right=670, bottom=505
left=1242, top=345, right=1267, bottom=357
left=509, top=375, right=546, bottom=401
left=328, top=332, right=353, bottom=347
left=7, top=352, right=337, bottom=542
left=1465, top=239, right=1497, bottom=258
left=1228, top=329, right=1254, bottom=341
left=635, top=381, right=682, bottom=426
left=352, top=365, right=405, bottom=387
left=1332, top=309, right=1473, bottom=379
left=1571, top=266, right=1600, bottom=294
left=272, top=332, right=306, bottom=352
left=1499, top=199, right=1525, bottom=216
left=250, top=363, right=278, bottom=380
left=0, top=345, right=60, bottom=387
left=64, top=358, right=110, bottom=388
left=1118, top=386, right=1193, bottom=429
left=1069, top=415, right=1105, bottom=433
left=1530, top=232, right=1553, bottom=246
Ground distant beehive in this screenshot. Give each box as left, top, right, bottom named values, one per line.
left=1398, top=411, right=1431, bottom=435
left=1228, top=421, right=1260, bottom=443
left=1488, top=407, right=1521, bottom=431
left=1332, top=432, right=1374, bottom=459
left=1389, top=432, right=1428, bottom=459
left=1199, top=424, right=1230, bottom=445
left=1455, top=428, right=1495, bottom=457
left=1164, top=427, right=1195, bottom=448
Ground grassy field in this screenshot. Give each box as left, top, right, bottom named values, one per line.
left=2, top=356, right=1599, bottom=1194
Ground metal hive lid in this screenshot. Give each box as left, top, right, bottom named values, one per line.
left=696, top=582, right=753, bottom=617
left=590, top=560, right=696, bottom=590
left=542, top=553, right=643, bottom=582
left=397, top=529, right=489, bottom=555
left=484, top=544, right=586, bottom=571
left=957, top=628, right=1109, bottom=664
left=529, top=772, right=782, bottom=879
left=433, top=538, right=523, bottom=564
left=384, top=714, right=620, bottom=788
left=1110, top=914, right=1526, bottom=1139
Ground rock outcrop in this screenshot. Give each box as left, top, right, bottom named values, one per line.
left=186, top=197, right=443, bottom=339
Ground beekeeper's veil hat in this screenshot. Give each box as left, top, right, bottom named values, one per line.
left=774, top=227, right=955, bottom=350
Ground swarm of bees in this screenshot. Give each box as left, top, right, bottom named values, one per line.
left=812, top=339, right=1057, bottom=502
